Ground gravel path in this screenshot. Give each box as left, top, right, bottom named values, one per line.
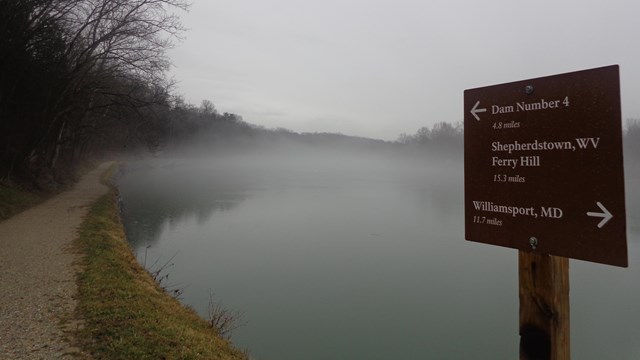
left=0, top=162, right=112, bottom=359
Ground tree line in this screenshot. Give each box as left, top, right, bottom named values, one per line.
left=396, top=122, right=463, bottom=157
left=626, top=119, right=640, bottom=163
left=0, top=0, right=180, bottom=184
left=0, top=0, right=253, bottom=188
left=0, top=0, right=320, bottom=189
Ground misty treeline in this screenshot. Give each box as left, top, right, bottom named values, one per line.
left=0, top=0, right=432, bottom=189
left=626, top=119, right=640, bottom=163
left=396, top=122, right=463, bottom=156
left=0, top=0, right=463, bottom=191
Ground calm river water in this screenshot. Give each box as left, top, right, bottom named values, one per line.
left=117, top=150, right=640, bottom=360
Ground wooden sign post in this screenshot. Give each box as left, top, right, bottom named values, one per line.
left=464, top=65, right=627, bottom=359
left=519, top=252, right=569, bottom=360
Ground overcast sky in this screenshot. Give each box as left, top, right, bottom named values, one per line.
left=168, top=0, right=640, bottom=141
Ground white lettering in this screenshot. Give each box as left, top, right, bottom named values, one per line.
left=492, top=140, right=574, bottom=154
left=575, top=137, right=600, bottom=149
left=516, top=99, right=562, bottom=112
left=492, top=157, right=518, bottom=169
left=492, top=105, right=515, bottom=114
left=541, top=207, right=563, bottom=218
left=472, top=201, right=538, bottom=218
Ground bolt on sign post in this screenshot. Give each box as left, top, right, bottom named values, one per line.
left=463, top=65, right=627, bottom=360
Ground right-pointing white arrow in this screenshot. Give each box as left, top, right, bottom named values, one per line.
left=470, top=101, right=487, bottom=121
left=587, top=201, right=613, bottom=228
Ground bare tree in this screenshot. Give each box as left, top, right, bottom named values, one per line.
left=60, top=0, right=188, bottom=88
left=1, top=0, right=190, bottom=178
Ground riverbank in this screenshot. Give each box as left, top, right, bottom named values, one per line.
left=0, top=162, right=248, bottom=359
left=74, top=164, right=248, bottom=359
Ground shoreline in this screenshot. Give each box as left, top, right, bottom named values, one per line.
left=74, top=163, right=248, bottom=359
left=0, top=162, right=248, bottom=359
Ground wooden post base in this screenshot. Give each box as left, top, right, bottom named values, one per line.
left=519, top=251, right=570, bottom=360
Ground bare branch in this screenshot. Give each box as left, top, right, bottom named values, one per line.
left=208, top=292, right=247, bottom=340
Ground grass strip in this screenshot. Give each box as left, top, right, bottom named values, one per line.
left=75, top=165, right=248, bottom=360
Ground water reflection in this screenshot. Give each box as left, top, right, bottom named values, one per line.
left=118, top=161, right=249, bottom=248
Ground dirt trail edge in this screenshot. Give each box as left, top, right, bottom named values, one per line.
left=0, top=162, right=113, bottom=359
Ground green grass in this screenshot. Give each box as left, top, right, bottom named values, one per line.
left=74, top=165, right=249, bottom=360
left=0, top=184, right=45, bottom=220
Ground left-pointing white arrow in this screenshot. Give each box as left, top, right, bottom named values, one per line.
left=586, top=201, right=613, bottom=228
left=470, top=101, right=487, bottom=121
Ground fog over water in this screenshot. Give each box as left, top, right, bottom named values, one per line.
left=117, top=140, right=640, bottom=360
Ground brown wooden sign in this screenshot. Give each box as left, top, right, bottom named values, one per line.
left=464, top=65, right=627, bottom=267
